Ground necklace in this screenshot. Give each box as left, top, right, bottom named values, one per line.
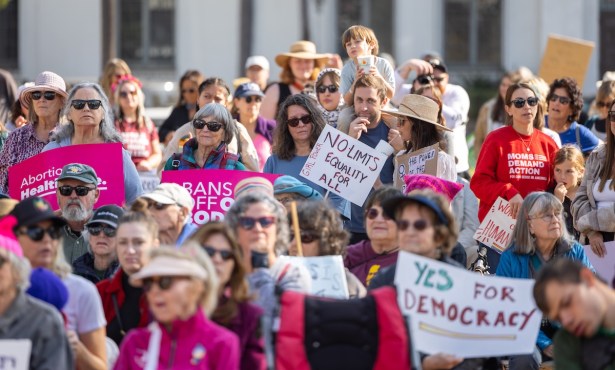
left=515, top=130, right=534, bottom=152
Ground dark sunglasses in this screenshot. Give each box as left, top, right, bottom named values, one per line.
left=511, top=97, right=539, bottom=108
left=396, top=219, right=430, bottom=232
left=290, top=231, right=317, bottom=244
left=182, top=88, right=196, bottom=94
left=432, top=76, right=445, bottom=83
left=366, top=207, right=392, bottom=221
left=549, top=94, right=571, bottom=105
left=87, top=224, right=117, bottom=237
left=317, top=85, right=339, bottom=94
left=71, top=99, right=102, bottom=110
left=238, top=216, right=276, bottom=230
left=202, top=245, right=234, bottom=261
left=597, top=101, right=613, bottom=108
left=609, top=111, right=615, bottom=122
left=193, top=119, right=223, bottom=132
left=147, top=201, right=172, bottom=210
left=287, top=115, right=311, bottom=127
left=31, top=91, right=57, bottom=101
left=16, top=225, right=62, bottom=241
left=245, top=96, right=262, bottom=103
left=119, top=90, right=138, bottom=98
left=143, top=276, right=186, bottom=292
left=58, top=185, right=96, bottom=197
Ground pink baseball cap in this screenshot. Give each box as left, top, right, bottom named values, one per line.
left=0, top=215, right=23, bottom=258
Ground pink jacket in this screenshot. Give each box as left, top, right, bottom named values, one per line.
left=114, top=309, right=240, bottom=370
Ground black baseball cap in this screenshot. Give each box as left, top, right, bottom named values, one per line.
left=10, top=196, right=67, bottom=228
left=86, top=205, right=124, bottom=228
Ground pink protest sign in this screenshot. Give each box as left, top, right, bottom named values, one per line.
left=161, top=169, right=280, bottom=225
left=8, top=143, right=125, bottom=209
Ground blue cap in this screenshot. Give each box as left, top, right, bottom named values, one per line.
left=27, top=267, right=69, bottom=312
left=274, top=175, right=323, bottom=200
left=234, top=82, right=264, bottom=99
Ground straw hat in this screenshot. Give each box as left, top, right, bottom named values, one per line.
left=275, top=41, right=329, bottom=68
left=20, top=71, right=68, bottom=109
left=382, top=94, right=452, bottom=132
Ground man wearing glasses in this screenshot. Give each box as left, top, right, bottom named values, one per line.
left=56, top=163, right=100, bottom=264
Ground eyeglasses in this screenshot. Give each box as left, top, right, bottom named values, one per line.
left=609, top=111, right=615, bottom=122
left=317, top=85, right=339, bottom=94
left=16, top=225, right=62, bottom=241
left=366, top=207, right=392, bottom=221
left=71, top=100, right=102, bottom=110
left=58, top=185, right=97, bottom=197
left=87, top=224, right=117, bottom=237
left=238, top=216, right=276, bottom=230
left=31, top=91, right=57, bottom=101
left=597, top=101, right=613, bottom=108
left=193, top=119, right=223, bottom=132
left=147, top=201, right=172, bottom=210
left=290, top=231, right=317, bottom=244
left=142, top=276, right=187, bottom=292
left=396, top=219, right=430, bottom=232
left=244, top=96, right=262, bottom=104
left=202, top=245, right=234, bottom=261
left=511, top=97, right=539, bottom=108
left=287, top=115, right=311, bottom=127
left=529, top=212, right=561, bottom=223
left=119, top=90, right=138, bottom=98
left=549, top=94, right=571, bottom=105
left=182, top=88, right=196, bottom=94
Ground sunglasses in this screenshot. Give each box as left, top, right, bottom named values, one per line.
left=238, top=216, right=276, bottom=230
left=16, top=225, right=62, bottom=241
left=597, top=101, right=613, bottom=108
left=433, top=76, right=445, bottom=83
left=58, top=185, right=96, bottom=197
left=287, top=115, right=311, bottom=127
left=290, top=231, right=317, bottom=244
left=317, top=85, right=339, bottom=94
left=193, top=119, right=223, bottom=132
left=549, top=94, right=571, bottom=105
left=202, top=245, right=234, bottom=261
left=87, top=224, right=117, bottom=237
left=396, top=219, right=430, bottom=232
left=182, top=88, right=196, bottom=94
left=31, top=91, right=57, bottom=101
left=142, top=276, right=187, bottom=292
left=609, top=111, right=615, bottom=122
left=366, top=207, right=392, bottom=221
left=119, top=90, right=138, bottom=98
left=147, top=201, right=172, bottom=210
left=244, top=96, right=262, bottom=104
left=71, top=99, right=102, bottom=110
left=511, top=97, right=539, bottom=108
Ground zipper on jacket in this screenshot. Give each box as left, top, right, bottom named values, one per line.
left=167, top=338, right=177, bottom=369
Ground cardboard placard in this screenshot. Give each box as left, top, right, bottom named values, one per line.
left=8, top=143, right=125, bottom=209
left=583, top=243, right=615, bottom=287
left=473, top=197, right=516, bottom=253
left=277, top=255, right=349, bottom=299
left=394, top=143, right=439, bottom=191
left=395, top=252, right=541, bottom=358
left=538, top=34, right=595, bottom=89
left=0, top=339, right=32, bottom=370
left=161, top=169, right=279, bottom=225
left=299, top=125, right=388, bottom=206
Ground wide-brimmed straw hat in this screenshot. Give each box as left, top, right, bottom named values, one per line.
left=382, top=94, right=452, bottom=132
left=20, top=71, right=68, bottom=109
left=275, top=41, right=329, bottom=68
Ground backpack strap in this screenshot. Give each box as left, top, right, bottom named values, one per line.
left=576, top=123, right=582, bottom=149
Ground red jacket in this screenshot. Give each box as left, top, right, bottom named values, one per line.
left=471, top=126, right=558, bottom=221
left=96, top=269, right=150, bottom=332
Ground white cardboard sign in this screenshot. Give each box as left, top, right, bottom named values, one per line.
left=0, top=340, right=32, bottom=370
left=299, top=125, right=388, bottom=206
left=278, top=255, right=349, bottom=299
left=394, top=252, right=541, bottom=358
left=583, top=242, right=615, bottom=287
left=473, top=197, right=516, bottom=253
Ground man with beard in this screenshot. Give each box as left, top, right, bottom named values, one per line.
left=56, top=163, right=100, bottom=264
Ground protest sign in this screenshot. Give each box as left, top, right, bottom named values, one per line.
left=139, top=171, right=160, bottom=193
left=299, top=125, right=388, bottom=206
left=0, top=339, right=31, bottom=370
left=277, top=255, right=349, bottom=299
left=161, top=169, right=279, bottom=224
left=8, top=143, right=125, bottom=209
left=538, top=34, right=594, bottom=89
left=395, top=252, right=541, bottom=358
left=473, top=197, right=516, bottom=253
left=583, top=243, right=615, bottom=287
left=394, top=143, right=439, bottom=191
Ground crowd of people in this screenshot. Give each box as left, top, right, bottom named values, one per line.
left=0, top=23, right=614, bottom=370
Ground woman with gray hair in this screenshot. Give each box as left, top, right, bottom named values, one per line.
left=42, top=82, right=143, bottom=204
left=0, top=215, right=74, bottom=369
left=496, top=191, right=593, bottom=370
left=164, top=102, right=245, bottom=170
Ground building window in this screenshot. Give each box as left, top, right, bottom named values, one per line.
left=337, top=0, right=394, bottom=57
left=119, top=0, right=175, bottom=67
left=0, top=0, right=18, bottom=68
left=444, top=0, right=501, bottom=68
